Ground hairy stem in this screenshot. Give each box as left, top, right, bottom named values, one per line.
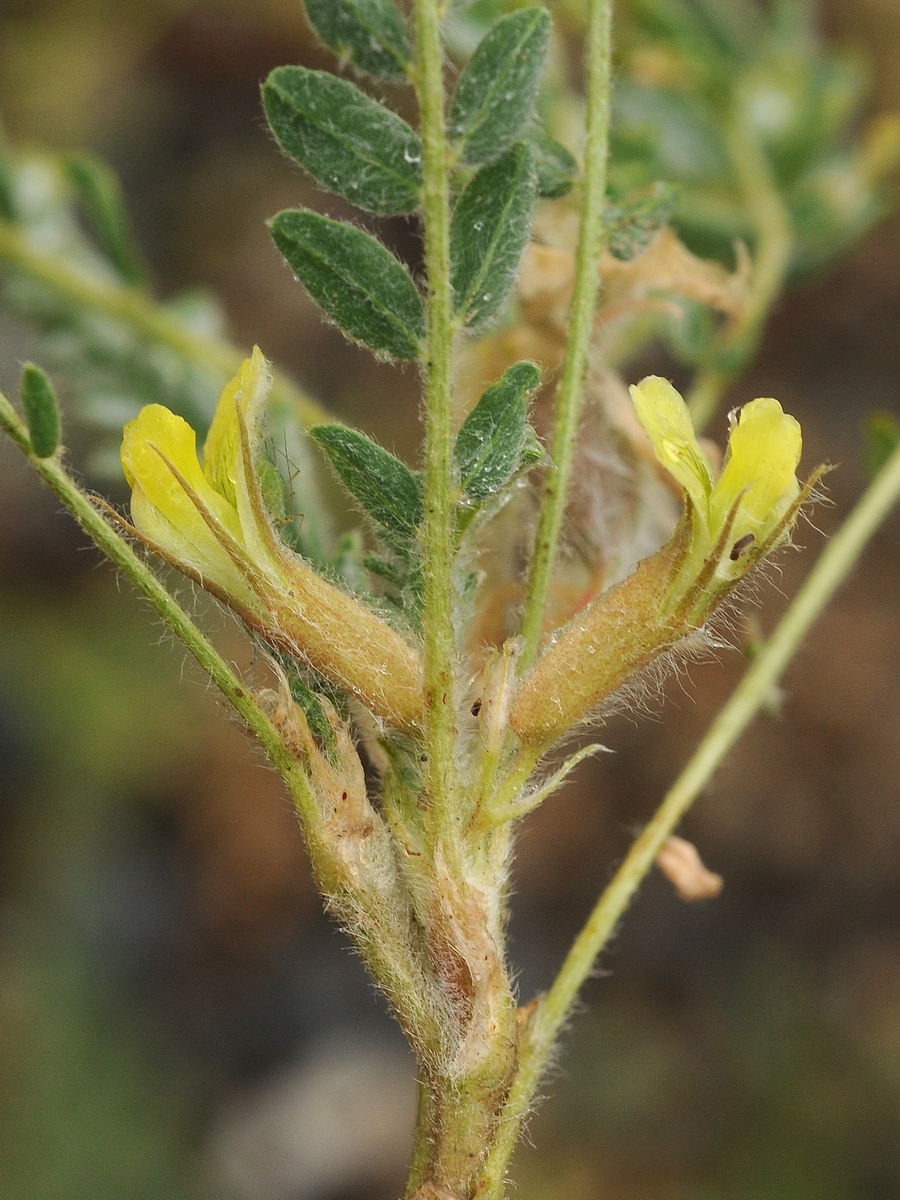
left=518, top=0, right=613, bottom=668
left=413, top=0, right=459, bottom=827
left=0, top=218, right=328, bottom=428
left=477, top=437, right=900, bottom=1194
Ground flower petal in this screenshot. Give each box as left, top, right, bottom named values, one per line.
left=203, top=347, right=277, bottom=566
left=630, top=376, right=714, bottom=521
left=710, top=397, right=802, bottom=543
left=121, top=403, right=251, bottom=599
left=203, top=347, right=269, bottom=503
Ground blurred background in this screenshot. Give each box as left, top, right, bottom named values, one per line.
left=1, top=1, right=899, bottom=1198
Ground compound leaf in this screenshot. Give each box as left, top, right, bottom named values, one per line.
left=530, top=126, right=578, bottom=198
left=19, top=363, right=62, bottom=458
left=455, top=360, right=541, bottom=503
left=63, top=153, right=147, bottom=285
left=606, top=182, right=678, bottom=261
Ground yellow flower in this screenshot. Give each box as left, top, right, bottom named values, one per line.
left=629, top=376, right=803, bottom=583
left=121, top=348, right=270, bottom=609
left=120, top=349, right=424, bottom=732
left=510, top=377, right=809, bottom=745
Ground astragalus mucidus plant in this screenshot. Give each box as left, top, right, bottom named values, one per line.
left=2, top=2, right=900, bottom=1198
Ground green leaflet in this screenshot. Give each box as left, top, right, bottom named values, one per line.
left=263, top=67, right=422, bottom=216
left=63, top=153, right=147, bottom=285
left=19, top=363, right=61, bottom=458
left=269, top=209, right=425, bottom=361
left=455, top=361, right=541, bottom=505
left=530, top=127, right=578, bottom=198
left=310, top=424, right=424, bottom=540
left=450, top=143, right=536, bottom=330
left=606, top=182, right=678, bottom=261
left=303, top=0, right=411, bottom=81
left=286, top=669, right=340, bottom=762
left=268, top=646, right=343, bottom=762
left=449, top=7, right=551, bottom=166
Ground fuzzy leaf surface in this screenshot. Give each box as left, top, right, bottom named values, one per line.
left=310, top=424, right=424, bottom=539
left=287, top=669, right=339, bottom=762
left=19, top=363, right=61, bottom=458
left=303, top=0, right=411, bottom=80
left=450, top=143, right=536, bottom=329
left=263, top=67, right=422, bottom=215
left=269, top=209, right=424, bottom=361
left=455, top=360, right=540, bottom=502
left=449, top=7, right=551, bottom=165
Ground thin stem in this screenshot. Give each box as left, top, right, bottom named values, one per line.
left=413, top=0, right=458, bottom=824
left=476, top=437, right=900, bottom=1196
left=518, top=0, right=613, bottom=668
left=0, top=389, right=318, bottom=827
left=0, top=218, right=329, bottom=429
left=686, top=115, right=793, bottom=431
left=489, top=742, right=605, bottom=824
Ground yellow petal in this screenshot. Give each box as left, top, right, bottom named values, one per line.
left=203, top=347, right=277, bottom=567
left=710, top=397, right=802, bottom=543
left=630, top=376, right=714, bottom=521
left=202, top=346, right=269, bottom=508
left=121, top=404, right=252, bottom=601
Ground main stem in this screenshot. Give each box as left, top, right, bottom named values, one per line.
left=518, top=0, right=613, bottom=669
left=414, top=0, right=459, bottom=830
left=475, top=438, right=900, bottom=1194
left=405, top=10, right=525, bottom=1200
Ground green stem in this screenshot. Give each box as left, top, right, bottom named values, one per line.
left=413, top=0, right=459, bottom=826
left=686, top=115, right=793, bottom=431
left=518, top=0, right=613, bottom=668
left=477, top=437, right=900, bottom=1196
left=0, top=388, right=319, bottom=827
left=0, top=218, right=329, bottom=428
